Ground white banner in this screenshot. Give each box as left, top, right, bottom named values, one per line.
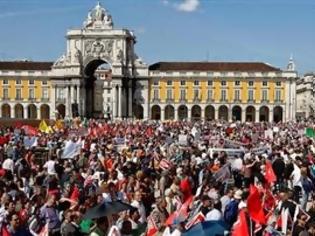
left=61, top=140, right=82, bottom=159
left=178, top=134, right=188, bottom=146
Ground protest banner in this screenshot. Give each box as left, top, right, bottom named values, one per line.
left=61, top=140, right=82, bottom=159
left=209, top=148, right=244, bottom=158
left=178, top=134, right=188, bottom=146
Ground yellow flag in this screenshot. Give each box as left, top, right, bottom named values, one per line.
left=54, top=119, right=64, bottom=130
left=39, top=120, right=50, bottom=133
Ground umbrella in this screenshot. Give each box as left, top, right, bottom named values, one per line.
left=182, top=221, right=228, bottom=236
left=83, top=200, right=135, bottom=220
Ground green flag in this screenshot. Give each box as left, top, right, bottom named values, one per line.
left=306, top=127, right=315, bottom=138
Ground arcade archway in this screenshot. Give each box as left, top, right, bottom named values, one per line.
left=259, top=106, right=269, bottom=122
left=246, top=106, right=256, bottom=122
left=232, top=106, right=242, bottom=121
left=165, top=105, right=175, bottom=120
left=15, top=104, right=24, bottom=119
left=1, top=104, right=10, bottom=118
left=133, top=104, right=143, bottom=119
left=151, top=105, right=161, bottom=120
left=28, top=104, right=37, bottom=119
left=191, top=105, right=201, bottom=120
left=40, top=104, right=50, bottom=119
left=218, top=105, right=228, bottom=121
left=178, top=105, right=188, bottom=121
left=57, top=104, right=66, bottom=119
left=274, top=106, right=283, bottom=123
left=205, top=105, right=215, bottom=120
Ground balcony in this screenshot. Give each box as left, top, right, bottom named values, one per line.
left=274, top=99, right=282, bottom=104
left=41, top=97, right=50, bottom=102
left=247, top=99, right=255, bottom=104
left=28, top=97, right=37, bottom=102
left=234, top=99, right=242, bottom=103
left=261, top=99, right=269, bottom=104
left=15, top=97, right=23, bottom=101
left=1, top=96, right=10, bottom=102
left=206, top=97, right=214, bottom=103
left=166, top=98, right=174, bottom=103
left=56, top=98, right=66, bottom=104
left=179, top=98, right=187, bottom=104
left=193, top=97, right=201, bottom=103
left=152, top=98, right=160, bottom=103
left=220, top=98, right=228, bottom=103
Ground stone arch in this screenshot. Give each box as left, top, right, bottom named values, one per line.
left=151, top=105, right=161, bottom=120
left=246, top=106, right=256, bottom=122
left=178, top=105, right=188, bottom=121
left=133, top=104, right=143, bottom=119
left=232, top=106, right=242, bottom=121
left=57, top=104, right=66, bottom=119
left=259, top=106, right=269, bottom=122
left=218, top=105, right=228, bottom=121
left=14, top=104, right=24, bottom=119
left=28, top=104, right=37, bottom=119
left=205, top=105, right=215, bottom=120
left=1, top=104, right=11, bottom=118
left=191, top=105, right=201, bottom=121
left=40, top=104, right=50, bottom=120
left=165, top=105, right=175, bottom=120
left=274, top=106, right=283, bottom=123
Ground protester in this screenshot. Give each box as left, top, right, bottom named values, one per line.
left=1, top=118, right=315, bottom=235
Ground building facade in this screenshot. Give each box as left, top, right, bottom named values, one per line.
left=0, top=2, right=298, bottom=122
left=296, top=73, right=315, bottom=119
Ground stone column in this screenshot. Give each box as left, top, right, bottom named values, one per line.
left=65, top=86, right=71, bottom=118
left=175, top=106, right=178, bottom=120
left=0, top=105, right=2, bottom=117
left=161, top=107, right=165, bottom=121
left=255, top=109, right=260, bottom=122
left=128, top=82, right=133, bottom=118
left=118, top=85, right=122, bottom=119
left=11, top=106, right=14, bottom=119
left=201, top=108, right=205, bottom=120
left=188, top=108, right=192, bottom=121
left=23, top=105, right=28, bottom=119
left=112, top=85, right=117, bottom=118
left=50, top=85, right=56, bottom=119
left=37, top=106, right=41, bottom=120
left=269, top=109, right=274, bottom=123
left=241, top=109, right=246, bottom=122
left=215, top=109, right=219, bottom=120
left=70, top=85, right=75, bottom=103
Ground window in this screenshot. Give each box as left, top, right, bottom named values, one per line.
left=275, top=89, right=281, bottom=101
left=107, top=89, right=111, bottom=94
left=180, top=89, right=186, bottom=100
left=235, top=81, right=240, bottom=86
left=248, top=81, right=254, bottom=87
left=262, top=89, right=268, bottom=101
left=262, top=81, right=268, bottom=86
left=16, top=79, right=21, bottom=85
left=153, top=89, right=159, bottom=99
left=153, top=80, right=159, bottom=86
left=221, top=90, right=227, bottom=101
left=16, top=88, right=21, bottom=99
left=208, top=80, right=213, bottom=86
left=194, top=80, right=199, bottom=86
left=194, top=89, right=199, bottom=99
left=276, top=81, right=281, bottom=86
left=180, top=80, right=186, bottom=86
left=42, top=88, right=48, bottom=98
left=167, top=89, right=172, bottom=99
left=29, top=88, right=34, bottom=99
left=221, top=81, right=226, bottom=86
left=58, top=88, right=64, bottom=99
left=42, top=80, right=48, bottom=85
left=29, top=79, right=34, bottom=85
left=3, top=79, right=8, bottom=85
left=107, top=97, right=111, bottom=102
left=167, top=80, right=172, bottom=86
left=3, top=88, right=8, bottom=99
left=248, top=90, right=254, bottom=101
left=207, top=89, right=213, bottom=100
left=234, top=90, right=240, bottom=100
left=193, top=71, right=200, bottom=75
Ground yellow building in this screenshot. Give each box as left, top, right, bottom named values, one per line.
left=0, top=61, right=52, bottom=119
left=147, top=61, right=297, bottom=122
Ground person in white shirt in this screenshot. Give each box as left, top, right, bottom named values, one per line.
left=43, top=156, right=57, bottom=176
left=2, top=157, right=14, bottom=173
left=131, top=191, right=146, bottom=223
left=206, top=201, right=222, bottom=221
left=220, top=188, right=233, bottom=213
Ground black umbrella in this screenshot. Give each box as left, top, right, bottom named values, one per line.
left=83, top=200, right=136, bottom=220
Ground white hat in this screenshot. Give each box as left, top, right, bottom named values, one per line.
left=234, top=190, right=243, bottom=200
left=238, top=201, right=247, bottom=209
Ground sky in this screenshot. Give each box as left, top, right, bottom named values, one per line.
left=0, top=0, right=314, bottom=74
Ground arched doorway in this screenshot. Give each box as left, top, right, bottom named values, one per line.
left=205, top=105, right=215, bottom=120
left=151, top=105, right=161, bottom=120
left=218, top=105, right=228, bottom=121
left=133, top=104, right=143, bottom=119
left=14, top=104, right=24, bottom=119
left=28, top=104, right=37, bottom=119
left=232, top=106, right=242, bottom=121
left=40, top=104, right=50, bottom=119
left=84, top=60, right=111, bottom=118
left=57, top=104, right=66, bottom=119
left=165, top=105, right=175, bottom=120
left=274, top=106, right=283, bottom=123
left=246, top=106, right=256, bottom=122
left=191, top=105, right=201, bottom=121
left=1, top=104, right=11, bottom=118
left=178, top=105, right=188, bottom=121
left=259, top=106, right=269, bottom=122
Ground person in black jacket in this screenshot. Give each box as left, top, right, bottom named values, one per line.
left=272, top=155, right=285, bottom=187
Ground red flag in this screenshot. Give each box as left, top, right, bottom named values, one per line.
left=22, top=125, right=39, bottom=136
left=180, top=177, right=192, bottom=202
left=165, top=195, right=193, bottom=226
left=265, top=161, right=277, bottom=185
left=70, top=185, right=80, bottom=202
left=159, top=159, right=173, bottom=170
left=185, top=212, right=205, bottom=230
left=0, top=136, right=9, bottom=145
left=146, top=215, right=158, bottom=236
left=1, top=225, right=11, bottom=236
left=38, top=223, right=49, bottom=236
left=232, top=209, right=250, bottom=236
left=247, top=185, right=266, bottom=225
left=146, top=127, right=154, bottom=137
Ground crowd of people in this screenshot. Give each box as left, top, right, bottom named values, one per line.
left=1, top=118, right=315, bottom=236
